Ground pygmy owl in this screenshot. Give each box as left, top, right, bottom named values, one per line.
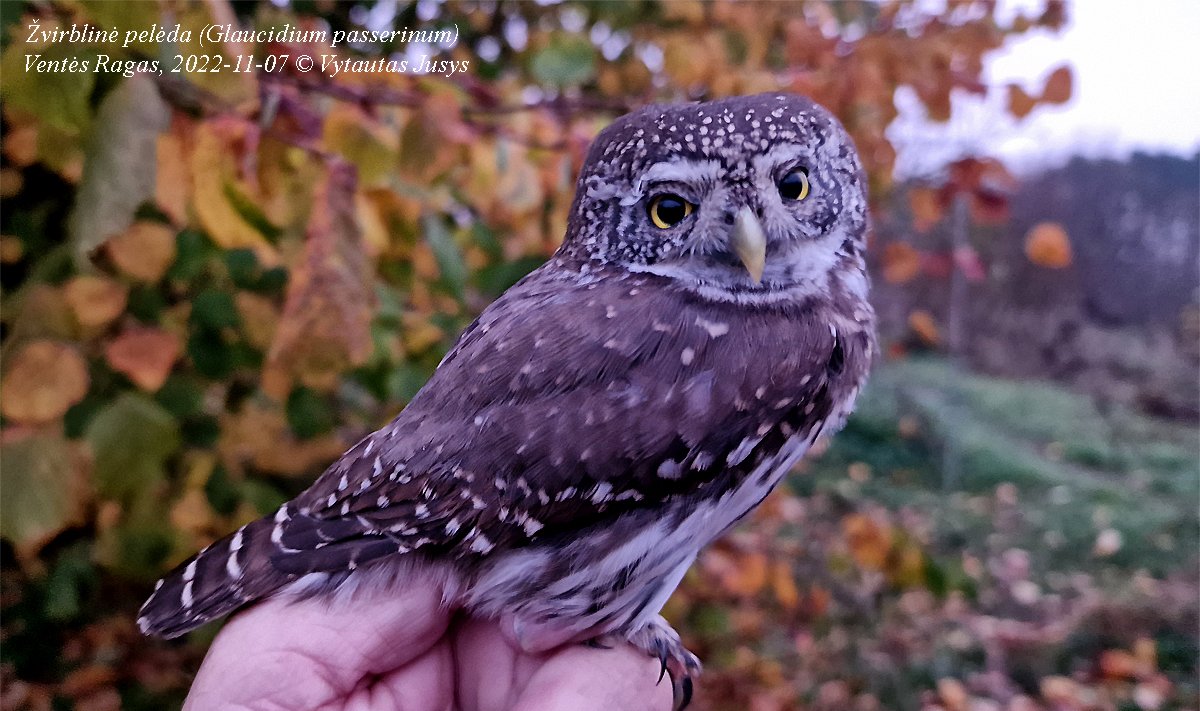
left=139, top=92, right=875, bottom=708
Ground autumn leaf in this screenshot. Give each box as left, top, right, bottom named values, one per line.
left=0, top=429, right=88, bottom=560
left=1040, top=65, right=1073, bottom=104
left=155, top=127, right=190, bottom=225
left=0, top=340, right=90, bottom=424
left=882, top=242, right=921, bottom=284
left=1025, top=221, right=1073, bottom=268
left=1007, top=83, right=1038, bottom=118
left=63, top=275, right=127, bottom=330
left=723, top=551, right=769, bottom=597
left=265, top=162, right=374, bottom=395
left=104, top=327, right=183, bottom=392
left=842, top=513, right=891, bottom=570
left=106, top=221, right=177, bottom=282
left=908, top=187, right=943, bottom=233
left=323, top=104, right=399, bottom=188
left=86, top=393, right=180, bottom=503
left=191, top=119, right=273, bottom=250
left=770, top=561, right=800, bottom=610
left=908, top=310, right=941, bottom=346
left=65, top=74, right=168, bottom=269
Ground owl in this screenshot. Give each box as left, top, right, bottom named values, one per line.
left=139, top=92, right=875, bottom=708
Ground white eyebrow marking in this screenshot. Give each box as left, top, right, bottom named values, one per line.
left=627, top=159, right=723, bottom=205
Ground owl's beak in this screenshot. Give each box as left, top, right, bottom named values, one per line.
left=732, top=208, right=767, bottom=283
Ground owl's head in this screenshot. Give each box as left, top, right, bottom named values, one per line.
left=561, top=93, right=868, bottom=302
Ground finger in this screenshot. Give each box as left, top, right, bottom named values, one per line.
left=452, top=617, right=673, bottom=711
left=342, top=634, right=455, bottom=711
left=512, top=642, right=674, bottom=711
left=185, top=574, right=452, bottom=710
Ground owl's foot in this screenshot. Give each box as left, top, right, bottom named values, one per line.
left=623, top=615, right=701, bottom=711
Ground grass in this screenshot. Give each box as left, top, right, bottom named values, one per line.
left=804, top=357, right=1199, bottom=581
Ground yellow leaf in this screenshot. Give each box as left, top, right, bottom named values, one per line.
left=106, top=221, right=176, bottom=282
left=235, top=292, right=279, bottom=351
left=0, top=340, right=90, bottom=424
left=323, top=104, right=399, bottom=188
left=103, top=327, right=182, bottom=392
left=191, top=119, right=269, bottom=250
left=63, top=275, right=127, bottom=330
left=170, top=489, right=217, bottom=540
left=1024, top=222, right=1072, bottom=268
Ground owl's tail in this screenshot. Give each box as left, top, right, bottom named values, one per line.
left=137, top=515, right=291, bottom=639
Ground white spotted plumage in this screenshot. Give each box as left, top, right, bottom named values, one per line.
left=138, top=93, right=875, bottom=709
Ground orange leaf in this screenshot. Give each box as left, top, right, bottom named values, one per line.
left=908, top=310, right=941, bottom=346
left=908, top=187, right=943, bottom=233
left=265, top=162, right=374, bottom=395
left=104, top=327, right=182, bottom=392
left=1040, top=65, right=1073, bottom=104
left=0, top=340, right=90, bottom=424
left=771, top=561, right=800, bottom=610
left=1024, top=222, right=1073, bottom=268
left=1099, top=649, right=1141, bottom=680
left=1007, top=84, right=1037, bottom=119
left=882, top=242, right=921, bottom=284
left=723, top=551, right=769, bottom=597
left=937, top=678, right=969, bottom=711
left=842, top=513, right=891, bottom=571
left=155, top=131, right=190, bottom=225
left=64, top=275, right=127, bottom=330
left=106, top=221, right=177, bottom=282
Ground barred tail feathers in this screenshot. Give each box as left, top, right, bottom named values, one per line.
left=137, top=515, right=290, bottom=639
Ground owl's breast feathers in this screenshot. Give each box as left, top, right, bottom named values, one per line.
left=275, top=264, right=873, bottom=576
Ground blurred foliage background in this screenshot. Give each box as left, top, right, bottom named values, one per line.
left=0, top=1, right=1196, bottom=710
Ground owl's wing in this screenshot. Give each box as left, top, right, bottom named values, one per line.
left=274, top=265, right=869, bottom=574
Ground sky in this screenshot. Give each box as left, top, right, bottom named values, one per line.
left=891, top=0, right=1200, bottom=176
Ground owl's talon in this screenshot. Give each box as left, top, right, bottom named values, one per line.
left=677, top=676, right=694, bottom=710
left=625, top=615, right=701, bottom=710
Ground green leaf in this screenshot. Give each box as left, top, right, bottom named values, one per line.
left=421, top=215, right=468, bottom=299
left=187, top=331, right=235, bottom=379
left=204, top=466, right=240, bottom=516
left=43, top=543, right=94, bottom=621
left=286, top=386, right=334, bottom=439
left=530, top=33, right=597, bottom=87
left=0, top=432, right=83, bottom=557
left=190, top=290, right=241, bottom=331
left=65, top=75, right=170, bottom=270
left=224, top=248, right=260, bottom=288
left=85, top=393, right=180, bottom=503
left=168, top=228, right=219, bottom=283
left=0, top=44, right=97, bottom=137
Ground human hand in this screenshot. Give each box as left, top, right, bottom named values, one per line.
left=182, top=578, right=673, bottom=711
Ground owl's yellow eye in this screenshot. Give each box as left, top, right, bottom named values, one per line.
left=648, top=194, right=694, bottom=229
left=778, top=169, right=810, bottom=201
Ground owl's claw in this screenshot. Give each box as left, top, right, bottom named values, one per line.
left=624, top=615, right=701, bottom=711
